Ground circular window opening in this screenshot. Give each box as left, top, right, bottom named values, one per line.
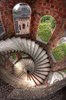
left=37, top=15, right=56, bottom=44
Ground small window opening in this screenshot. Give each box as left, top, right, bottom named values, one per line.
left=19, top=25, right=21, bottom=30
left=27, top=22, right=29, bottom=27
left=22, top=24, right=25, bottom=29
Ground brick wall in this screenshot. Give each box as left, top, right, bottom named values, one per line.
left=0, top=0, right=66, bottom=43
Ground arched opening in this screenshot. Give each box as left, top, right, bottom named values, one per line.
left=52, top=37, right=66, bottom=62
left=37, top=15, right=56, bottom=44
left=13, top=3, right=31, bottom=35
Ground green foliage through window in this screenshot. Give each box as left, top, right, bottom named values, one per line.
left=52, top=43, right=66, bottom=61
left=38, top=15, right=56, bottom=43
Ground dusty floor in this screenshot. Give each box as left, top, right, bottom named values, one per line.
left=0, top=79, right=14, bottom=100
left=0, top=78, right=66, bottom=100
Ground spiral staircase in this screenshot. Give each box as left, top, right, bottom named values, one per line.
left=0, top=37, right=51, bottom=87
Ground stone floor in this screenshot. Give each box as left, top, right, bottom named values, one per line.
left=0, top=78, right=66, bottom=100
left=0, top=79, right=14, bottom=100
